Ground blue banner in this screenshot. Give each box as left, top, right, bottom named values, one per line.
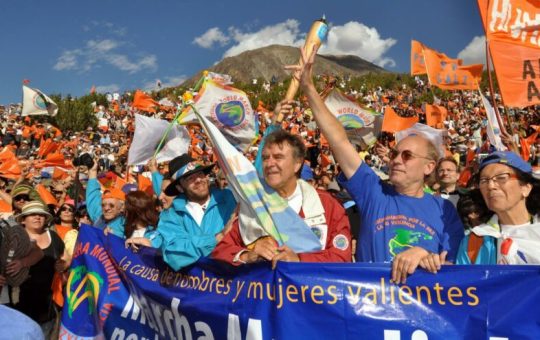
left=60, top=226, right=540, bottom=340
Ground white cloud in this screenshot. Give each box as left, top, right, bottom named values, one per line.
left=193, top=19, right=396, bottom=68
left=223, top=19, right=303, bottom=57
left=457, top=36, right=486, bottom=66
left=142, top=75, right=188, bottom=91
left=53, top=39, right=157, bottom=74
left=193, top=27, right=230, bottom=48
left=320, top=21, right=397, bottom=68
left=95, top=84, right=120, bottom=93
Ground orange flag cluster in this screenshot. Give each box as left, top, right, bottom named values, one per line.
left=478, top=0, right=540, bottom=108
left=411, top=40, right=483, bottom=90
left=425, top=104, right=448, bottom=128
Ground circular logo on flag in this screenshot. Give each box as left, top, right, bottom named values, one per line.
left=338, top=114, right=365, bottom=129
left=215, top=101, right=245, bottom=128
left=332, top=234, right=349, bottom=250
left=33, top=93, right=47, bottom=110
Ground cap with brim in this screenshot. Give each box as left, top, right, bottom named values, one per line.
left=479, top=151, right=532, bottom=174
left=164, top=154, right=215, bottom=196
left=15, top=201, right=52, bottom=223
left=102, top=187, right=126, bottom=201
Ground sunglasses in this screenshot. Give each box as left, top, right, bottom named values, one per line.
left=388, top=149, right=432, bottom=162
left=60, top=206, right=74, bottom=212
left=14, top=194, right=30, bottom=201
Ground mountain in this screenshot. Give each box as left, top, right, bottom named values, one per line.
left=182, top=44, right=387, bottom=86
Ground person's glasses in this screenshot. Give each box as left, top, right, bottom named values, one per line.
left=102, top=203, right=116, bottom=209
left=479, top=172, right=519, bottom=187
left=14, top=194, right=30, bottom=201
left=388, top=149, right=432, bottom=162
left=60, top=206, right=74, bottom=213
left=52, top=190, right=63, bottom=195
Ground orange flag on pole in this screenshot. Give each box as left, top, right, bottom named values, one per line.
left=478, top=0, right=540, bottom=107
left=0, top=158, right=21, bottom=180
left=423, top=48, right=481, bottom=90
left=382, top=106, right=418, bottom=133
left=133, top=90, right=158, bottom=113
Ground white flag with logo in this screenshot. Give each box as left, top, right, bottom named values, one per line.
left=22, top=85, right=58, bottom=116
left=324, top=89, right=376, bottom=129
left=178, top=79, right=257, bottom=151
left=479, top=91, right=506, bottom=151
left=128, top=114, right=190, bottom=165
left=207, top=72, right=233, bottom=85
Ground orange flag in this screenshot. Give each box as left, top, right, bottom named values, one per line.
left=138, top=174, right=153, bottom=195
left=411, top=40, right=427, bottom=75
left=478, top=0, right=540, bottom=107
left=36, top=184, right=58, bottom=206
left=382, top=107, right=418, bottom=133
left=425, top=104, right=448, bottom=128
left=38, top=139, right=60, bottom=158
left=0, top=158, right=21, bottom=180
left=35, top=153, right=70, bottom=169
left=0, top=199, right=12, bottom=213
left=52, top=167, right=69, bottom=181
left=0, top=147, right=16, bottom=162
left=423, top=48, right=481, bottom=90
left=133, top=90, right=158, bottom=113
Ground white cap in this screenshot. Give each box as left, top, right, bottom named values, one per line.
left=395, top=123, right=446, bottom=159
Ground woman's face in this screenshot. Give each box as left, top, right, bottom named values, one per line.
left=479, top=164, right=532, bottom=215
left=59, top=205, right=75, bottom=223
left=22, top=214, right=47, bottom=230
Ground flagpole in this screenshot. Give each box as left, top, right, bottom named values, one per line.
left=484, top=39, right=513, bottom=137
left=152, top=73, right=207, bottom=158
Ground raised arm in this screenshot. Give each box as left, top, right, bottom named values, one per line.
left=288, top=47, right=361, bottom=178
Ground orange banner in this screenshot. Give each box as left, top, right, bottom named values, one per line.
left=489, top=39, right=540, bottom=107
left=485, top=0, right=540, bottom=50
left=382, top=107, right=418, bottom=133
left=411, top=40, right=426, bottom=75
left=425, top=104, right=448, bottom=128
left=424, top=48, right=480, bottom=90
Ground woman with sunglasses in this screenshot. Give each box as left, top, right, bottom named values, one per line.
left=52, top=203, right=76, bottom=242
left=456, top=151, right=540, bottom=264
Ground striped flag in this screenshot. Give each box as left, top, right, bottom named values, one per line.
left=192, top=106, right=322, bottom=253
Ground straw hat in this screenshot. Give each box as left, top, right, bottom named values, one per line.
left=15, top=201, right=52, bottom=224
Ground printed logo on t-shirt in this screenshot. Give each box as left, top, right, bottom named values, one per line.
left=388, top=227, right=433, bottom=257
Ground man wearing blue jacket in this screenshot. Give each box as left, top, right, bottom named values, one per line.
left=157, top=154, right=236, bottom=270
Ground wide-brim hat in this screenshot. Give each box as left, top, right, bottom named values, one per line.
left=164, top=154, right=215, bottom=196
left=15, top=201, right=53, bottom=224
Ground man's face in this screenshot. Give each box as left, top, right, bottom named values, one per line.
left=102, top=198, right=123, bottom=221
left=388, top=136, right=435, bottom=188
left=262, top=142, right=302, bottom=194
left=179, top=171, right=210, bottom=204
left=437, top=160, right=459, bottom=187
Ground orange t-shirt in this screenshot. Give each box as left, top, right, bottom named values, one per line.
left=54, top=224, right=73, bottom=241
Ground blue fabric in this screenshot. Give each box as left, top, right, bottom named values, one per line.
left=338, top=162, right=464, bottom=263
left=254, top=123, right=280, bottom=178
left=0, top=305, right=44, bottom=340
left=156, top=188, right=236, bottom=270
left=456, top=233, right=497, bottom=265
left=151, top=171, right=163, bottom=196
left=85, top=178, right=125, bottom=237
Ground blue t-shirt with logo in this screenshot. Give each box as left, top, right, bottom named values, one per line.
left=338, top=162, right=464, bottom=263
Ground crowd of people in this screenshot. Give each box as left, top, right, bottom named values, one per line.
left=0, top=52, right=539, bottom=338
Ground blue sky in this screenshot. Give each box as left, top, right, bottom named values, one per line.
left=0, top=0, right=485, bottom=104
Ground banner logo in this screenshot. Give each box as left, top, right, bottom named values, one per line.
left=33, top=93, right=47, bottom=110
left=214, top=100, right=246, bottom=128
left=66, top=265, right=104, bottom=318
left=337, top=114, right=366, bottom=129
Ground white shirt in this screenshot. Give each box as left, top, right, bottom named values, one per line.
left=186, top=198, right=210, bottom=226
